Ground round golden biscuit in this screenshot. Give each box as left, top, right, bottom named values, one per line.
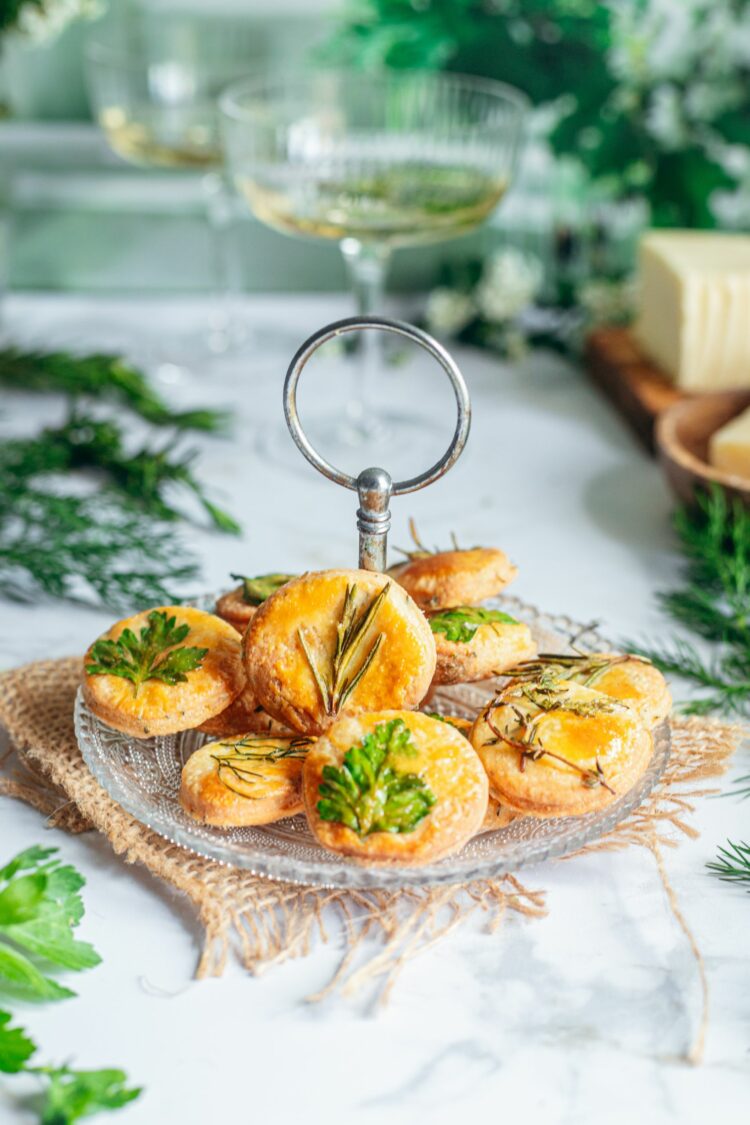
left=505, top=653, right=671, bottom=728
left=244, top=569, right=436, bottom=736
left=198, top=681, right=292, bottom=738
left=303, top=710, right=488, bottom=865
left=180, top=733, right=312, bottom=826
left=83, top=606, right=244, bottom=738
left=421, top=712, right=473, bottom=734
left=389, top=547, right=517, bottom=611
left=215, top=586, right=257, bottom=632
left=479, top=793, right=519, bottom=833
left=471, top=678, right=653, bottom=818
left=428, top=608, right=536, bottom=686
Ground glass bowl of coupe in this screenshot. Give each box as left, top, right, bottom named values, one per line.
left=219, top=69, right=528, bottom=464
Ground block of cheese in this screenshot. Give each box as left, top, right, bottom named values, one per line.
left=710, top=405, right=750, bottom=480
left=636, top=230, right=750, bottom=390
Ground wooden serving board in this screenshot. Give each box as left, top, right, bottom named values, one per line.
left=584, top=327, right=686, bottom=453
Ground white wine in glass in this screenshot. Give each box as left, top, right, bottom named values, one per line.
left=220, top=68, right=528, bottom=455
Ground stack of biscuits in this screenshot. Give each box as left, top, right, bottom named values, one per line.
left=82, top=530, right=670, bottom=868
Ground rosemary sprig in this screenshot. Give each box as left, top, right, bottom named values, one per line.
left=211, top=737, right=312, bottom=798
left=299, top=582, right=389, bottom=717
left=634, top=486, right=750, bottom=717
left=0, top=346, right=226, bottom=431
left=393, top=517, right=461, bottom=560
left=707, top=840, right=750, bottom=888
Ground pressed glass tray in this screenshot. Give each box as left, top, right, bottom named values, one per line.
left=74, top=594, right=671, bottom=889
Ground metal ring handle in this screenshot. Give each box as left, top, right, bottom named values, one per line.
left=283, top=315, right=471, bottom=495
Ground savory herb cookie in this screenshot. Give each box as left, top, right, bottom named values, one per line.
left=83, top=606, right=244, bottom=738
left=390, top=547, right=517, bottom=611
left=504, top=653, right=671, bottom=728
left=479, top=794, right=518, bottom=832
left=471, top=673, right=653, bottom=818
left=216, top=573, right=295, bottom=632
left=428, top=606, right=536, bottom=685
left=303, top=711, right=488, bottom=865
left=198, top=681, right=292, bottom=738
left=180, top=733, right=312, bottom=826
left=243, top=569, right=436, bottom=736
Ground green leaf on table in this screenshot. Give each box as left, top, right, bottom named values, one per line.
left=428, top=606, right=518, bottom=644
left=317, top=717, right=436, bottom=836
left=86, top=610, right=208, bottom=695
left=231, top=572, right=296, bottom=605
left=0, top=847, right=100, bottom=1000
left=0, top=1010, right=37, bottom=1073
left=36, top=1065, right=142, bottom=1124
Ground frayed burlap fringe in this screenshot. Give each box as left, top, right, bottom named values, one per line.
left=0, top=658, right=743, bottom=1057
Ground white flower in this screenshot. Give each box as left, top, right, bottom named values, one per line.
left=578, top=278, right=637, bottom=326
left=425, top=288, right=475, bottom=337
left=15, top=0, right=104, bottom=44
left=475, top=249, right=542, bottom=324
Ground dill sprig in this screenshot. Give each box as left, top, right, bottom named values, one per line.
left=211, top=737, right=312, bottom=799
left=0, top=346, right=226, bottom=431
left=633, top=486, right=750, bottom=717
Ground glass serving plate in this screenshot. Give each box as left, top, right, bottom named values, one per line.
left=74, top=594, right=670, bottom=889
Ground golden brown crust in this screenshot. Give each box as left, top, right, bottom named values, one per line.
left=431, top=619, right=536, bottom=686
left=389, top=547, right=517, bottom=611
left=215, top=586, right=257, bottom=632
left=179, top=733, right=310, bottom=826
left=303, top=710, right=488, bottom=865
left=586, top=655, right=672, bottom=727
left=243, top=569, right=436, bottom=736
left=83, top=606, right=244, bottom=738
left=470, top=680, right=653, bottom=818
left=197, top=681, right=292, bottom=738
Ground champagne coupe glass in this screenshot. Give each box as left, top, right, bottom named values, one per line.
left=219, top=68, right=528, bottom=458
left=84, top=9, right=259, bottom=380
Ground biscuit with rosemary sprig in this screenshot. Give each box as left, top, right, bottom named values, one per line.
left=388, top=519, right=517, bottom=611
left=180, top=733, right=312, bottom=826
left=243, top=569, right=436, bottom=737
left=303, top=711, right=487, bottom=865
left=83, top=606, right=244, bottom=738
left=216, top=572, right=296, bottom=632
left=428, top=606, right=536, bottom=685
left=470, top=672, right=653, bottom=818
left=504, top=652, right=671, bottom=728
left=198, top=680, right=292, bottom=738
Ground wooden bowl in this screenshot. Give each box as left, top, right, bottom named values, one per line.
left=655, top=389, right=750, bottom=506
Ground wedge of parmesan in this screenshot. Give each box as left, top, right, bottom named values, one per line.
left=636, top=231, right=750, bottom=390
left=710, top=405, right=750, bottom=480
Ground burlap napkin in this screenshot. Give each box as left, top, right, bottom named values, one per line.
left=0, top=657, right=742, bottom=1059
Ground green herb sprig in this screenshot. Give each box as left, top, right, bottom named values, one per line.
left=86, top=610, right=207, bottom=694
left=707, top=840, right=750, bottom=889
left=0, top=347, right=225, bottom=432
left=634, top=486, right=750, bottom=717
left=0, top=846, right=101, bottom=1003
left=299, top=582, right=389, bottom=717
left=318, top=718, right=436, bottom=836
left=231, top=572, right=296, bottom=605
left=212, top=736, right=312, bottom=798
left=429, top=606, right=518, bottom=644
left=393, top=517, right=462, bottom=561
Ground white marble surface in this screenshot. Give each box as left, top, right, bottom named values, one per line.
left=0, top=294, right=748, bottom=1124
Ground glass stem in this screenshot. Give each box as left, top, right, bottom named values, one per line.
left=340, top=238, right=391, bottom=430
left=202, top=170, right=245, bottom=354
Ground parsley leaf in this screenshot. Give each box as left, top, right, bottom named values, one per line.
left=86, top=610, right=208, bottom=694
left=0, top=1010, right=36, bottom=1073
left=429, top=606, right=518, bottom=644
left=0, top=848, right=100, bottom=1002
left=317, top=718, right=436, bottom=836
left=230, top=572, right=295, bottom=605
left=35, top=1065, right=142, bottom=1124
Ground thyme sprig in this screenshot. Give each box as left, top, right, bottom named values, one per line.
left=317, top=718, right=436, bottom=836
left=299, top=582, right=389, bottom=717
left=0, top=346, right=225, bottom=431
left=86, top=610, right=207, bottom=694
left=634, top=486, right=750, bottom=716
left=505, top=652, right=636, bottom=688
left=211, top=737, right=312, bottom=798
